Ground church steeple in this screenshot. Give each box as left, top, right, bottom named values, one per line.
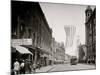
left=85, top=6, right=92, bottom=22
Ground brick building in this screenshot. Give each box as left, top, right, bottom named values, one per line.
left=85, top=6, right=96, bottom=64
left=11, top=1, right=52, bottom=67
left=78, top=44, right=87, bottom=63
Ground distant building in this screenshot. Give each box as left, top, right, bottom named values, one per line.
left=11, top=1, right=52, bottom=67
left=76, top=36, right=81, bottom=59
left=78, top=44, right=87, bottom=63
left=51, top=37, right=57, bottom=64
left=55, top=42, right=65, bottom=64
left=64, top=54, right=71, bottom=63
left=85, top=6, right=96, bottom=64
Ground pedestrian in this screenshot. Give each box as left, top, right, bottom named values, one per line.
left=25, top=59, right=32, bottom=74
left=28, top=60, right=32, bottom=73
left=37, top=63, right=41, bottom=70
left=32, top=63, right=37, bottom=73
left=13, top=59, right=20, bottom=75
left=20, top=60, right=25, bottom=74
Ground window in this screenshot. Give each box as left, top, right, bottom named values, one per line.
left=94, top=18, right=96, bottom=25
left=28, top=29, right=31, bottom=38
left=20, top=23, right=25, bottom=38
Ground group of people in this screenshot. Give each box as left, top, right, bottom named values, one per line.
left=12, top=59, right=37, bottom=75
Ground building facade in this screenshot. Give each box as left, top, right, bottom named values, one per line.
left=51, top=38, right=56, bottom=64
left=64, top=54, right=71, bottom=64
left=78, top=44, right=87, bottom=63
left=54, top=42, right=65, bottom=64
left=11, top=1, right=52, bottom=67
left=85, top=6, right=96, bottom=64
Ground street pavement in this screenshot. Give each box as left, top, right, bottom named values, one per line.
left=31, top=63, right=96, bottom=73
left=31, top=65, right=56, bottom=73
left=49, top=64, right=96, bottom=72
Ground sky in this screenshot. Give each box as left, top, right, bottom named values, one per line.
left=39, top=2, right=95, bottom=56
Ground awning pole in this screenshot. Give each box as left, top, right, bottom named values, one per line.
left=29, top=54, right=30, bottom=61
left=34, top=50, right=37, bottom=64
left=32, top=55, right=33, bottom=63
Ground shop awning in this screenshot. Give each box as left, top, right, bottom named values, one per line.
left=41, top=54, right=49, bottom=57
left=12, top=45, right=33, bottom=55
left=21, top=45, right=50, bottom=55
left=37, top=47, right=50, bottom=55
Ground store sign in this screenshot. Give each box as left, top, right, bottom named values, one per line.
left=11, top=39, right=32, bottom=46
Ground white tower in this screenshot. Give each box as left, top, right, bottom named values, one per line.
left=64, top=25, right=76, bottom=48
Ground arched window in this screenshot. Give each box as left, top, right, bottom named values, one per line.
left=20, top=23, right=25, bottom=38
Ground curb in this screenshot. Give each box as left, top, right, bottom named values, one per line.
left=46, top=65, right=56, bottom=72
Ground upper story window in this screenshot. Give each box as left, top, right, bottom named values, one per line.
left=20, top=23, right=25, bottom=38
left=90, top=23, right=92, bottom=30
left=94, top=18, right=96, bottom=25
left=28, top=29, right=31, bottom=38
left=20, top=23, right=25, bottom=32
left=88, top=13, right=91, bottom=17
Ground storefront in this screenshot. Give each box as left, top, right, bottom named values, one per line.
left=40, top=53, right=49, bottom=66
left=11, top=45, right=33, bottom=70
left=11, top=38, right=52, bottom=68
left=12, top=45, right=33, bottom=59
left=20, top=46, right=50, bottom=67
left=11, top=39, right=33, bottom=68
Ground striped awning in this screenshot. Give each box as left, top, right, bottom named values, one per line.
left=12, top=45, right=33, bottom=55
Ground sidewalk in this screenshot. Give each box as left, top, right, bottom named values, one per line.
left=78, top=63, right=96, bottom=66
left=32, top=65, right=56, bottom=73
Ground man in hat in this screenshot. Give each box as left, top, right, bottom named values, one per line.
left=13, top=59, right=20, bottom=75
left=20, top=60, right=25, bottom=74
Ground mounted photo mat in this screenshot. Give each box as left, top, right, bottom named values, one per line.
left=11, top=0, right=96, bottom=74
